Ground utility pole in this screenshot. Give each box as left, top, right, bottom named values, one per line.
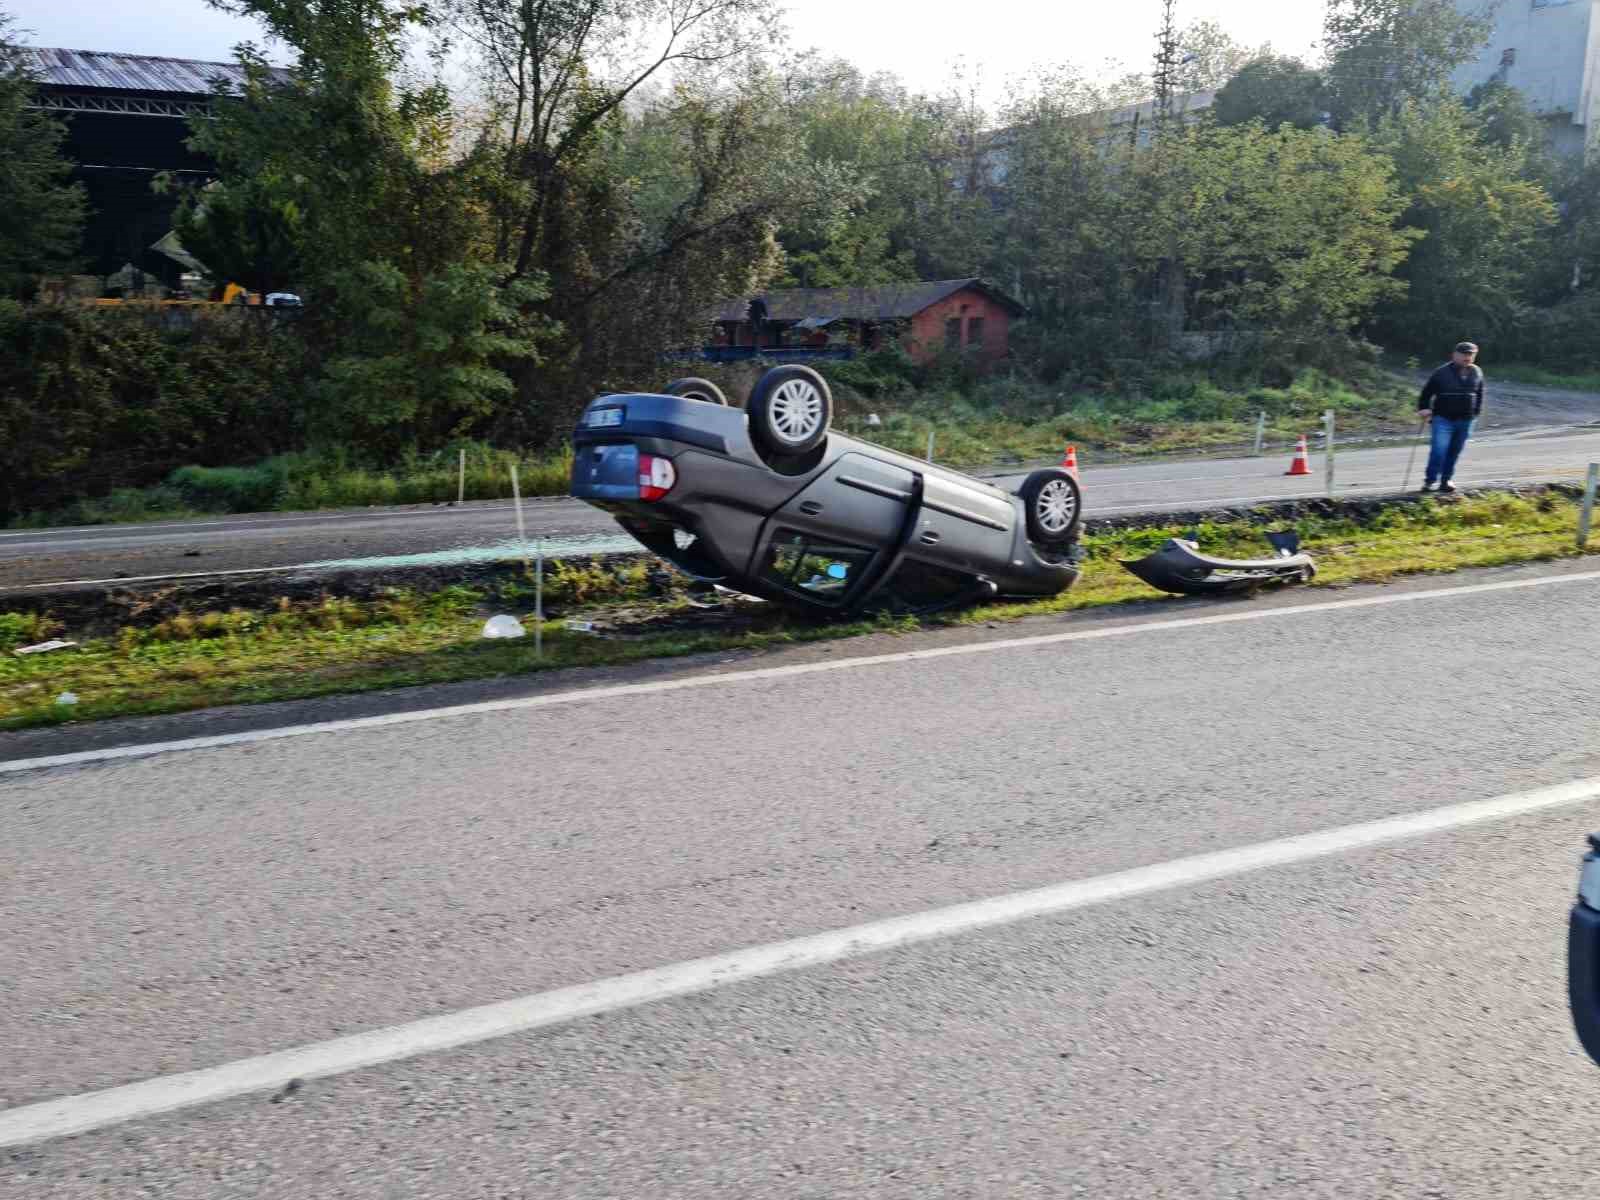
left=1149, top=0, right=1185, bottom=351
left=1152, top=0, right=1180, bottom=129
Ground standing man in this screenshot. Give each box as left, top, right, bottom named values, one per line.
left=746, top=295, right=770, bottom=351
left=1418, top=341, right=1485, bottom=493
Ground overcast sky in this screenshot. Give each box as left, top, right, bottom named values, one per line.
left=6, top=0, right=1324, bottom=95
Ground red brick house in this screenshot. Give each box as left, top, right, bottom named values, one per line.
left=709, top=278, right=1024, bottom=367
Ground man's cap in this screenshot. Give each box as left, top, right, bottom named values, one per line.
left=1454, top=341, right=1479, bottom=355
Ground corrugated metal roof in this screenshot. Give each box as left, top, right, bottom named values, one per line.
left=712, top=279, right=1025, bottom=323
left=19, top=47, right=289, bottom=96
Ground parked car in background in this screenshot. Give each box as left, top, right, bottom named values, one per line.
left=569, top=366, right=1084, bottom=615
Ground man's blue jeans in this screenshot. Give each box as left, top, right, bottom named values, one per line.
left=1425, top=415, right=1473, bottom=486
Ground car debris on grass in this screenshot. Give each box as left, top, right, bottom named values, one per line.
left=1120, top=531, right=1315, bottom=596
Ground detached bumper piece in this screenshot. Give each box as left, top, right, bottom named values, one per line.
left=1120, top=530, right=1315, bottom=596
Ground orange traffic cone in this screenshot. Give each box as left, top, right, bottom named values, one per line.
left=1284, top=434, right=1311, bottom=477
left=1061, top=445, right=1079, bottom=477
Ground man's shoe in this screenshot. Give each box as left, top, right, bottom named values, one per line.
left=1439, top=482, right=1457, bottom=494
left=1420, top=482, right=1436, bottom=493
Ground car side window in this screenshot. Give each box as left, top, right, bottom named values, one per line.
left=761, top=531, right=874, bottom=605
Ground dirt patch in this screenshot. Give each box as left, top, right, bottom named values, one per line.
left=1399, top=370, right=1600, bottom=431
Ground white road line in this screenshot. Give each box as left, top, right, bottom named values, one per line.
left=1081, top=463, right=1583, bottom=493
left=5, top=566, right=1599, bottom=777
left=11, top=564, right=321, bottom=590
left=4, top=774, right=1598, bottom=1150
left=0, top=504, right=520, bottom=540
left=0, top=497, right=584, bottom=541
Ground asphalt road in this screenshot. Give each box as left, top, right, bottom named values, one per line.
left=4, top=422, right=1600, bottom=591
left=4, top=559, right=1600, bottom=1196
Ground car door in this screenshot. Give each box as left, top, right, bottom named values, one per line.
left=751, top=452, right=917, bottom=608
left=913, top=470, right=1018, bottom=574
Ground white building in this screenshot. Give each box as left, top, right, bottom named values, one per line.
left=1451, top=0, right=1600, bottom=156
left=1096, top=90, right=1218, bottom=148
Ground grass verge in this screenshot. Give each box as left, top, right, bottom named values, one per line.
left=828, top=369, right=1415, bottom=466
left=2, top=490, right=1590, bottom=732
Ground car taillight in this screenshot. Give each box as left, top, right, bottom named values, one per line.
left=638, top=454, right=676, bottom=502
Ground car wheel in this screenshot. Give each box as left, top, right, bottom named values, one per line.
left=663, top=377, right=728, bottom=405
left=748, top=365, right=832, bottom=458
left=1020, top=468, right=1082, bottom=546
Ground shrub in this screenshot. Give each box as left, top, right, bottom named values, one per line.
left=0, top=301, right=303, bottom=520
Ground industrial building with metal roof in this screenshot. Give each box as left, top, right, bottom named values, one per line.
left=21, top=47, right=292, bottom=288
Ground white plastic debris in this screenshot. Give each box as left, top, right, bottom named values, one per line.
left=481, top=615, right=527, bottom=639
left=55, top=692, right=79, bottom=707
left=564, top=620, right=596, bottom=633
left=13, top=639, right=78, bottom=656
left=866, top=412, right=882, bottom=428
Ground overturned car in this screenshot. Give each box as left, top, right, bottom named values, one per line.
left=570, top=366, right=1084, bottom=615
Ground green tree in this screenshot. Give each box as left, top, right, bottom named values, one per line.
left=1322, top=0, right=1497, bottom=130
left=899, top=78, right=1004, bottom=280
left=1464, top=80, right=1548, bottom=156
left=452, top=2, right=865, bottom=434
left=1373, top=99, right=1557, bottom=350
left=311, top=262, right=552, bottom=453
left=1174, top=19, right=1271, bottom=93
left=773, top=57, right=918, bottom=288
left=184, top=0, right=553, bottom=451
left=1547, top=149, right=1600, bottom=298
left=0, top=12, right=86, bottom=296
left=1162, top=122, right=1418, bottom=364
left=180, top=0, right=473, bottom=292
left=992, top=80, right=1145, bottom=375
left=1212, top=56, right=1328, bottom=130
left=539, top=63, right=855, bottom=419
left=447, top=0, right=778, bottom=281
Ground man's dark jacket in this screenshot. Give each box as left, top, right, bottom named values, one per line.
left=1419, top=362, right=1485, bottom=421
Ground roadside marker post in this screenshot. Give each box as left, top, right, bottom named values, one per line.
left=1323, top=409, right=1336, bottom=498
left=926, top=429, right=936, bottom=463
left=535, top=538, right=544, bottom=659
left=1580, top=463, right=1599, bottom=551
left=510, top=462, right=531, bottom=575
left=457, top=448, right=466, bottom=505
left=1252, top=411, right=1266, bottom=457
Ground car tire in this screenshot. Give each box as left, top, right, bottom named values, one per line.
left=747, top=365, right=832, bottom=458
left=663, top=377, right=728, bottom=405
left=1020, top=468, right=1082, bottom=546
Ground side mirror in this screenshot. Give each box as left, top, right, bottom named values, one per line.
left=1568, top=834, right=1600, bottom=1065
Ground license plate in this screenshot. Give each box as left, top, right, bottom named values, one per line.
left=586, top=407, right=624, bottom=429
